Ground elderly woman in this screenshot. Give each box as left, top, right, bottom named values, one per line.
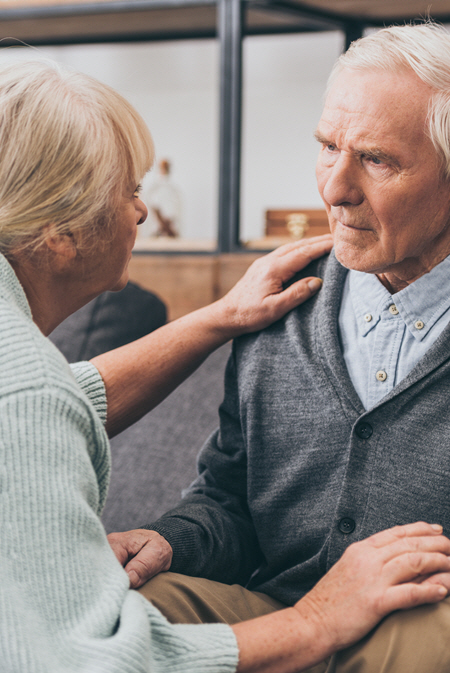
left=1, top=60, right=450, bottom=673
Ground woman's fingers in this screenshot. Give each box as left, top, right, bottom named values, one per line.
left=357, top=524, right=450, bottom=579
left=292, top=523, right=450, bottom=653
left=366, top=521, right=445, bottom=549
left=219, top=234, right=332, bottom=335
left=384, top=550, right=450, bottom=586
left=262, top=276, right=323, bottom=317
left=383, top=575, right=449, bottom=614
left=270, top=234, right=333, bottom=259
left=266, top=236, right=333, bottom=283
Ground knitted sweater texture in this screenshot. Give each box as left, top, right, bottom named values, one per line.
left=0, top=253, right=238, bottom=673
left=150, top=251, right=450, bottom=605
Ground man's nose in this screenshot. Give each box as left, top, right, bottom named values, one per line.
left=321, top=154, right=363, bottom=207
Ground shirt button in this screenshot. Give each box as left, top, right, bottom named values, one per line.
left=364, top=313, right=373, bottom=322
left=415, top=320, right=425, bottom=330
left=376, top=370, right=387, bottom=382
left=355, top=421, right=373, bottom=439
left=339, top=517, right=355, bottom=534
left=389, top=304, right=399, bottom=315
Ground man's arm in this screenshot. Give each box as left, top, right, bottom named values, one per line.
left=108, top=348, right=262, bottom=588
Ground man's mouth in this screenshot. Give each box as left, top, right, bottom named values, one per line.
left=333, top=218, right=371, bottom=232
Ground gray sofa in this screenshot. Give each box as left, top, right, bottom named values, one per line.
left=103, top=343, right=230, bottom=533
left=49, top=282, right=230, bottom=534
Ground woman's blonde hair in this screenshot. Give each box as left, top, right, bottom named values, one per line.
left=0, top=59, right=154, bottom=257
left=328, top=22, right=450, bottom=178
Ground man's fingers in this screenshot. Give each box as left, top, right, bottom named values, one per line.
left=125, top=554, right=159, bottom=588
left=107, top=535, right=130, bottom=566
left=125, top=541, right=172, bottom=588
left=107, top=529, right=173, bottom=588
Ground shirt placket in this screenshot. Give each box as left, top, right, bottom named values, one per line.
left=366, top=302, right=406, bottom=409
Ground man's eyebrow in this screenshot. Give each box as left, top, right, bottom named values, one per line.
left=353, top=146, right=400, bottom=167
left=313, top=131, right=400, bottom=167
left=313, top=131, right=329, bottom=144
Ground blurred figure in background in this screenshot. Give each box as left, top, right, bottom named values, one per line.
left=142, top=157, right=182, bottom=238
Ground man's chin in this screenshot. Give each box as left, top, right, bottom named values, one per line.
left=333, top=242, right=378, bottom=274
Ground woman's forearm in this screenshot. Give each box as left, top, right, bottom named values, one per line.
left=91, top=300, right=238, bottom=437
left=232, top=608, right=327, bottom=673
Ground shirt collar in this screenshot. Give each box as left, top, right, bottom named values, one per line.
left=349, top=270, right=389, bottom=337
left=348, top=254, right=450, bottom=342
left=394, top=255, right=450, bottom=340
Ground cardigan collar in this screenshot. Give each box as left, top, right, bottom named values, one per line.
left=314, top=250, right=450, bottom=418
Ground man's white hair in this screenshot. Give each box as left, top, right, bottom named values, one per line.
left=329, top=23, right=450, bottom=178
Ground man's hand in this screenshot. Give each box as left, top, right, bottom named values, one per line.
left=107, top=529, right=172, bottom=589
left=294, top=522, right=450, bottom=656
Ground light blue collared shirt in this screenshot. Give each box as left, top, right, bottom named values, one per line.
left=338, top=255, right=450, bottom=410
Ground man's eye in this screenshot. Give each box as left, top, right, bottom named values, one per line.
left=326, top=144, right=337, bottom=152
left=367, top=156, right=382, bottom=165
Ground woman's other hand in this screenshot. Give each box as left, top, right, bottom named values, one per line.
left=294, top=521, right=450, bottom=656
left=213, top=234, right=333, bottom=338
left=233, top=521, right=450, bottom=673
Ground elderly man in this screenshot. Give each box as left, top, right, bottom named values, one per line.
left=110, top=23, right=450, bottom=672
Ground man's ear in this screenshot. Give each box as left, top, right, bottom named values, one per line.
left=42, top=224, right=77, bottom=260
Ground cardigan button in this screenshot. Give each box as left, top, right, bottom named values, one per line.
left=355, top=421, right=373, bottom=439
left=339, top=517, right=355, bottom=534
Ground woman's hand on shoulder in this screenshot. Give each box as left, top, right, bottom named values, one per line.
left=214, top=234, right=332, bottom=338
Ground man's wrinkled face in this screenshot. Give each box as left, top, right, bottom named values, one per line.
left=315, top=67, right=450, bottom=289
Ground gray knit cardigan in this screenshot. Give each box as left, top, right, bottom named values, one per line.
left=150, top=251, right=450, bottom=606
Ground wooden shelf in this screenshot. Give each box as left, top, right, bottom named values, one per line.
left=133, top=238, right=217, bottom=253
left=0, top=0, right=449, bottom=47
left=128, top=251, right=262, bottom=320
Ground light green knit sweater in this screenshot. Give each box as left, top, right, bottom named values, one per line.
left=0, top=253, right=239, bottom=673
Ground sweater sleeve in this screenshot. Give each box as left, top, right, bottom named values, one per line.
left=0, top=384, right=238, bottom=673
left=70, top=359, right=108, bottom=425
left=146, top=345, right=264, bottom=586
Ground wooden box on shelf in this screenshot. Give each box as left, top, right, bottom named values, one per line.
left=244, top=208, right=330, bottom=250
left=265, top=208, right=330, bottom=238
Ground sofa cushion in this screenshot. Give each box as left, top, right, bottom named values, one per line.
left=49, top=281, right=167, bottom=362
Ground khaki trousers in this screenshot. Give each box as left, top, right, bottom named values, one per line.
left=138, top=571, right=450, bottom=673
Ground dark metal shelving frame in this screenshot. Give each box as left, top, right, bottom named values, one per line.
left=0, top=0, right=445, bottom=251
